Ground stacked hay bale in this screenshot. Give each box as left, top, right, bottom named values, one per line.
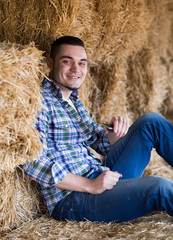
left=126, top=0, right=172, bottom=121
left=0, top=0, right=172, bottom=122
left=0, top=0, right=102, bottom=115
left=162, top=0, right=173, bottom=122
left=88, top=0, right=152, bottom=122
left=0, top=42, right=44, bottom=230
left=125, top=0, right=173, bottom=176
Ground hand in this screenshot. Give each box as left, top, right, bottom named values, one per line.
left=89, top=170, right=122, bottom=194
left=106, top=116, right=129, bottom=144
left=109, top=116, right=129, bottom=137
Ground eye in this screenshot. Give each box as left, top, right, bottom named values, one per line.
left=63, top=60, right=71, bottom=64
left=79, top=61, right=87, bottom=66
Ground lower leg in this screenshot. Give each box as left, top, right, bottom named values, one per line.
left=105, top=113, right=173, bottom=179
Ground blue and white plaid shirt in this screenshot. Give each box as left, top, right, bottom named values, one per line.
left=23, top=78, right=111, bottom=215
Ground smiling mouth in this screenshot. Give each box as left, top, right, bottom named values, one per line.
left=70, top=76, right=80, bottom=79
left=67, top=74, right=81, bottom=79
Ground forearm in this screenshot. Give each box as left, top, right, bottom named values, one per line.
left=54, top=173, right=92, bottom=193
left=54, top=171, right=122, bottom=195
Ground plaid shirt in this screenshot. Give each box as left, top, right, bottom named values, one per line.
left=23, top=78, right=111, bottom=215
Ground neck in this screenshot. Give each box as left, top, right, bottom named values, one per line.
left=49, top=75, right=72, bottom=99
left=55, top=81, right=72, bottom=100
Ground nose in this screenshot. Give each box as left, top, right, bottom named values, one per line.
left=70, top=61, right=79, bottom=72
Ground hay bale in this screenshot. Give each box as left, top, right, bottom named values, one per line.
left=0, top=42, right=44, bottom=171
left=92, top=61, right=130, bottom=124
left=144, top=150, right=173, bottom=181
left=85, top=0, right=152, bottom=123
left=126, top=49, right=168, bottom=121
left=78, top=72, right=102, bottom=120
left=162, top=0, right=173, bottom=122
left=0, top=168, right=44, bottom=232
left=0, top=0, right=101, bottom=60
left=94, top=0, right=151, bottom=66
left=0, top=42, right=46, bottom=231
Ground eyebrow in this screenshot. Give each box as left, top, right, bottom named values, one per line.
left=60, top=56, right=87, bottom=62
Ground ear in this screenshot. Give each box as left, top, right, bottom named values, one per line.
left=47, top=57, right=53, bottom=72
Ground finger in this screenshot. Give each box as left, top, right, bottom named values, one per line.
left=125, top=120, right=130, bottom=134
left=112, top=116, right=121, bottom=135
left=106, top=184, right=114, bottom=190
left=122, top=119, right=130, bottom=137
left=104, top=170, right=122, bottom=180
left=119, top=119, right=128, bottom=137
left=116, top=116, right=123, bottom=137
left=117, top=117, right=124, bottom=137
left=112, top=171, right=122, bottom=178
left=110, top=177, right=120, bottom=186
left=112, top=116, right=118, bottom=133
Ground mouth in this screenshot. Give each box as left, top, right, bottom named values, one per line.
left=66, top=74, right=81, bottom=80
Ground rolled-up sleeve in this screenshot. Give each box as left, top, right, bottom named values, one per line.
left=23, top=98, right=54, bottom=187
left=23, top=157, right=54, bottom=187
left=51, top=161, right=70, bottom=185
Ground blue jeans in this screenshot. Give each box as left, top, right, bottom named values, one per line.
left=52, top=113, right=173, bottom=222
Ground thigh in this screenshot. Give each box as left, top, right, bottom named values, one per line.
left=52, top=176, right=173, bottom=223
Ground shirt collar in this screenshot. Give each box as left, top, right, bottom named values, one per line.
left=42, top=77, right=79, bottom=101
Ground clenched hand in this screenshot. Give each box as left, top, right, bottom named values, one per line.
left=89, top=170, right=122, bottom=194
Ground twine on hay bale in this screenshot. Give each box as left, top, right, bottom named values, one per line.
left=0, top=42, right=44, bottom=171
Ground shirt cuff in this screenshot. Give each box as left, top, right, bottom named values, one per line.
left=51, top=162, right=70, bottom=185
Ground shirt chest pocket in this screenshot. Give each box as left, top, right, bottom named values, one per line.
left=50, top=120, right=77, bottom=143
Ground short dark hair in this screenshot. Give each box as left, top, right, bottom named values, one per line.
left=50, top=36, right=85, bottom=59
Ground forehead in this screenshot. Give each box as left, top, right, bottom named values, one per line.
left=55, top=44, right=87, bottom=60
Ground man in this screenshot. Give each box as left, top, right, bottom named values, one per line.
left=23, top=36, right=173, bottom=223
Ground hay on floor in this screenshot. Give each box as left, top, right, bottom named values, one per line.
left=1, top=212, right=172, bottom=240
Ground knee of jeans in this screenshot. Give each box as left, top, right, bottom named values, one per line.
left=139, top=112, right=163, bottom=124
left=150, top=176, right=172, bottom=194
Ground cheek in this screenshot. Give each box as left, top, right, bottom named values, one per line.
left=54, top=65, right=67, bottom=76
left=82, top=67, right=87, bottom=76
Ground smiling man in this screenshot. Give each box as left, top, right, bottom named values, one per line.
left=47, top=41, right=88, bottom=98
left=23, top=36, right=173, bottom=223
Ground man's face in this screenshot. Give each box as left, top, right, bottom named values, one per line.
left=49, top=44, right=87, bottom=93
